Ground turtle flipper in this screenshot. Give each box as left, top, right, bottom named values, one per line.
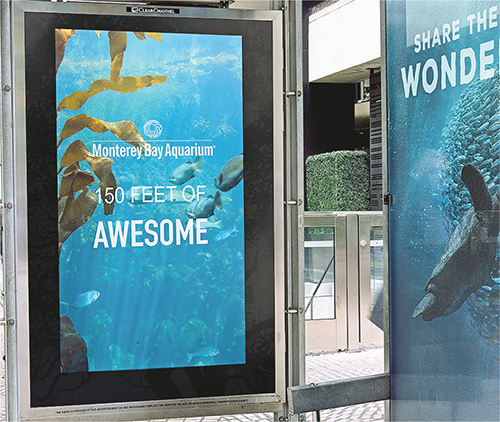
left=461, top=163, right=492, bottom=212
left=412, top=292, right=437, bottom=319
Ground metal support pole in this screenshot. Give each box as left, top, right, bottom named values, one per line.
left=274, top=0, right=305, bottom=420
left=1, top=0, right=20, bottom=420
left=380, top=2, right=391, bottom=421
left=346, top=214, right=359, bottom=350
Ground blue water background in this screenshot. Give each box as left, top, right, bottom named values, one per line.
left=386, top=1, right=499, bottom=420
left=57, top=30, right=246, bottom=371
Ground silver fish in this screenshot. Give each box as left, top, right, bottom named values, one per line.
left=187, top=347, right=219, bottom=363
left=215, top=225, right=238, bottom=241
left=198, top=219, right=222, bottom=230
left=214, top=154, right=243, bottom=192
left=61, top=290, right=100, bottom=310
left=169, top=157, right=203, bottom=185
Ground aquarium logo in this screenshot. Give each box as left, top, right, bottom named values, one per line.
left=144, top=120, right=163, bottom=139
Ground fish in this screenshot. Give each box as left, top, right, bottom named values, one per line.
left=477, top=122, right=489, bottom=132
left=198, top=219, right=222, bottom=230
left=215, top=225, right=238, bottom=241
left=214, top=154, right=243, bottom=192
left=476, top=134, right=487, bottom=142
left=169, top=157, right=202, bottom=185
left=61, top=290, right=100, bottom=311
left=489, top=123, right=500, bottom=132
left=187, top=347, right=219, bottom=363
left=60, top=315, right=88, bottom=372
left=185, top=191, right=222, bottom=219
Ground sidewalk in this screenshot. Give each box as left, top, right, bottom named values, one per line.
left=162, top=348, right=385, bottom=422
left=0, top=343, right=384, bottom=421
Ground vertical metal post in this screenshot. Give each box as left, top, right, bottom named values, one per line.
left=334, top=215, right=348, bottom=349
left=380, top=1, right=391, bottom=421
left=346, top=213, right=359, bottom=350
left=1, top=1, right=20, bottom=421
left=358, top=214, right=371, bottom=344
left=274, top=0, right=304, bottom=420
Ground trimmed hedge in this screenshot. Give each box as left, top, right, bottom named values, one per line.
left=306, top=150, right=370, bottom=211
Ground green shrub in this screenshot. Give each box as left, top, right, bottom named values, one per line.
left=306, top=150, right=370, bottom=211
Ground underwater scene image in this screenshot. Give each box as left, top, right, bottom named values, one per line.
left=386, top=1, right=499, bottom=418
left=56, top=29, right=246, bottom=372
left=439, top=74, right=499, bottom=347
left=411, top=74, right=500, bottom=329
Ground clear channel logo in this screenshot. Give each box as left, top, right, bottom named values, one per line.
left=128, top=7, right=178, bottom=15
left=143, top=120, right=163, bottom=139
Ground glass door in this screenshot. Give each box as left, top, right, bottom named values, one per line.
left=359, top=213, right=384, bottom=347
left=303, top=212, right=383, bottom=353
left=303, top=213, right=348, bottom=352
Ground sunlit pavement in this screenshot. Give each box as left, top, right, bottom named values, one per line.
left=162, top=347, right=385, bottom=422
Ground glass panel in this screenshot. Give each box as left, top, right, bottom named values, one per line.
left=370, top=227, right=383, bottom=319
left=386, top=1, right=499, bottom=420
left=304, top=228, right=335, bottom=320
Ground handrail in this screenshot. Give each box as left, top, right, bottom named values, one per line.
left=287, top=373, right=390, bottom=415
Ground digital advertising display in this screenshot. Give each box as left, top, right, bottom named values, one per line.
left=12, top=1, right=284, bottom=419
left=57, top=28, right=245, bottom=373
left=385, top=0, right=499, bottom=420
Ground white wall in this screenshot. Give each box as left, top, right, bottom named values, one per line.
left=309, top=0, right=381, bottom=83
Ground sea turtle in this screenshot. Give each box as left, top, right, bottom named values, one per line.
left=413, top=163, right=500, bottom=321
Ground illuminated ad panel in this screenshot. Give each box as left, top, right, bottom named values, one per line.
left=19, top=4, right=283, bottom=416
left=385, top=0, right=499, bottom=420
left=57, top=29, right=245, bottom=373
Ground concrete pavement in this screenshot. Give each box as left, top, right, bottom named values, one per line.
left=161, top=347, right=385, bottom=422
left=0, top=341, right=384, bottom=421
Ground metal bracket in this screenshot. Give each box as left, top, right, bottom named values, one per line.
left=284, top=199, right=302, bottom=206
left=285, top=91, right=302, bottom=97
left=286, top=308, right=303, bottom=314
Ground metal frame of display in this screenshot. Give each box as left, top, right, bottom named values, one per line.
left=2, top=0, right=286, bottom=420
